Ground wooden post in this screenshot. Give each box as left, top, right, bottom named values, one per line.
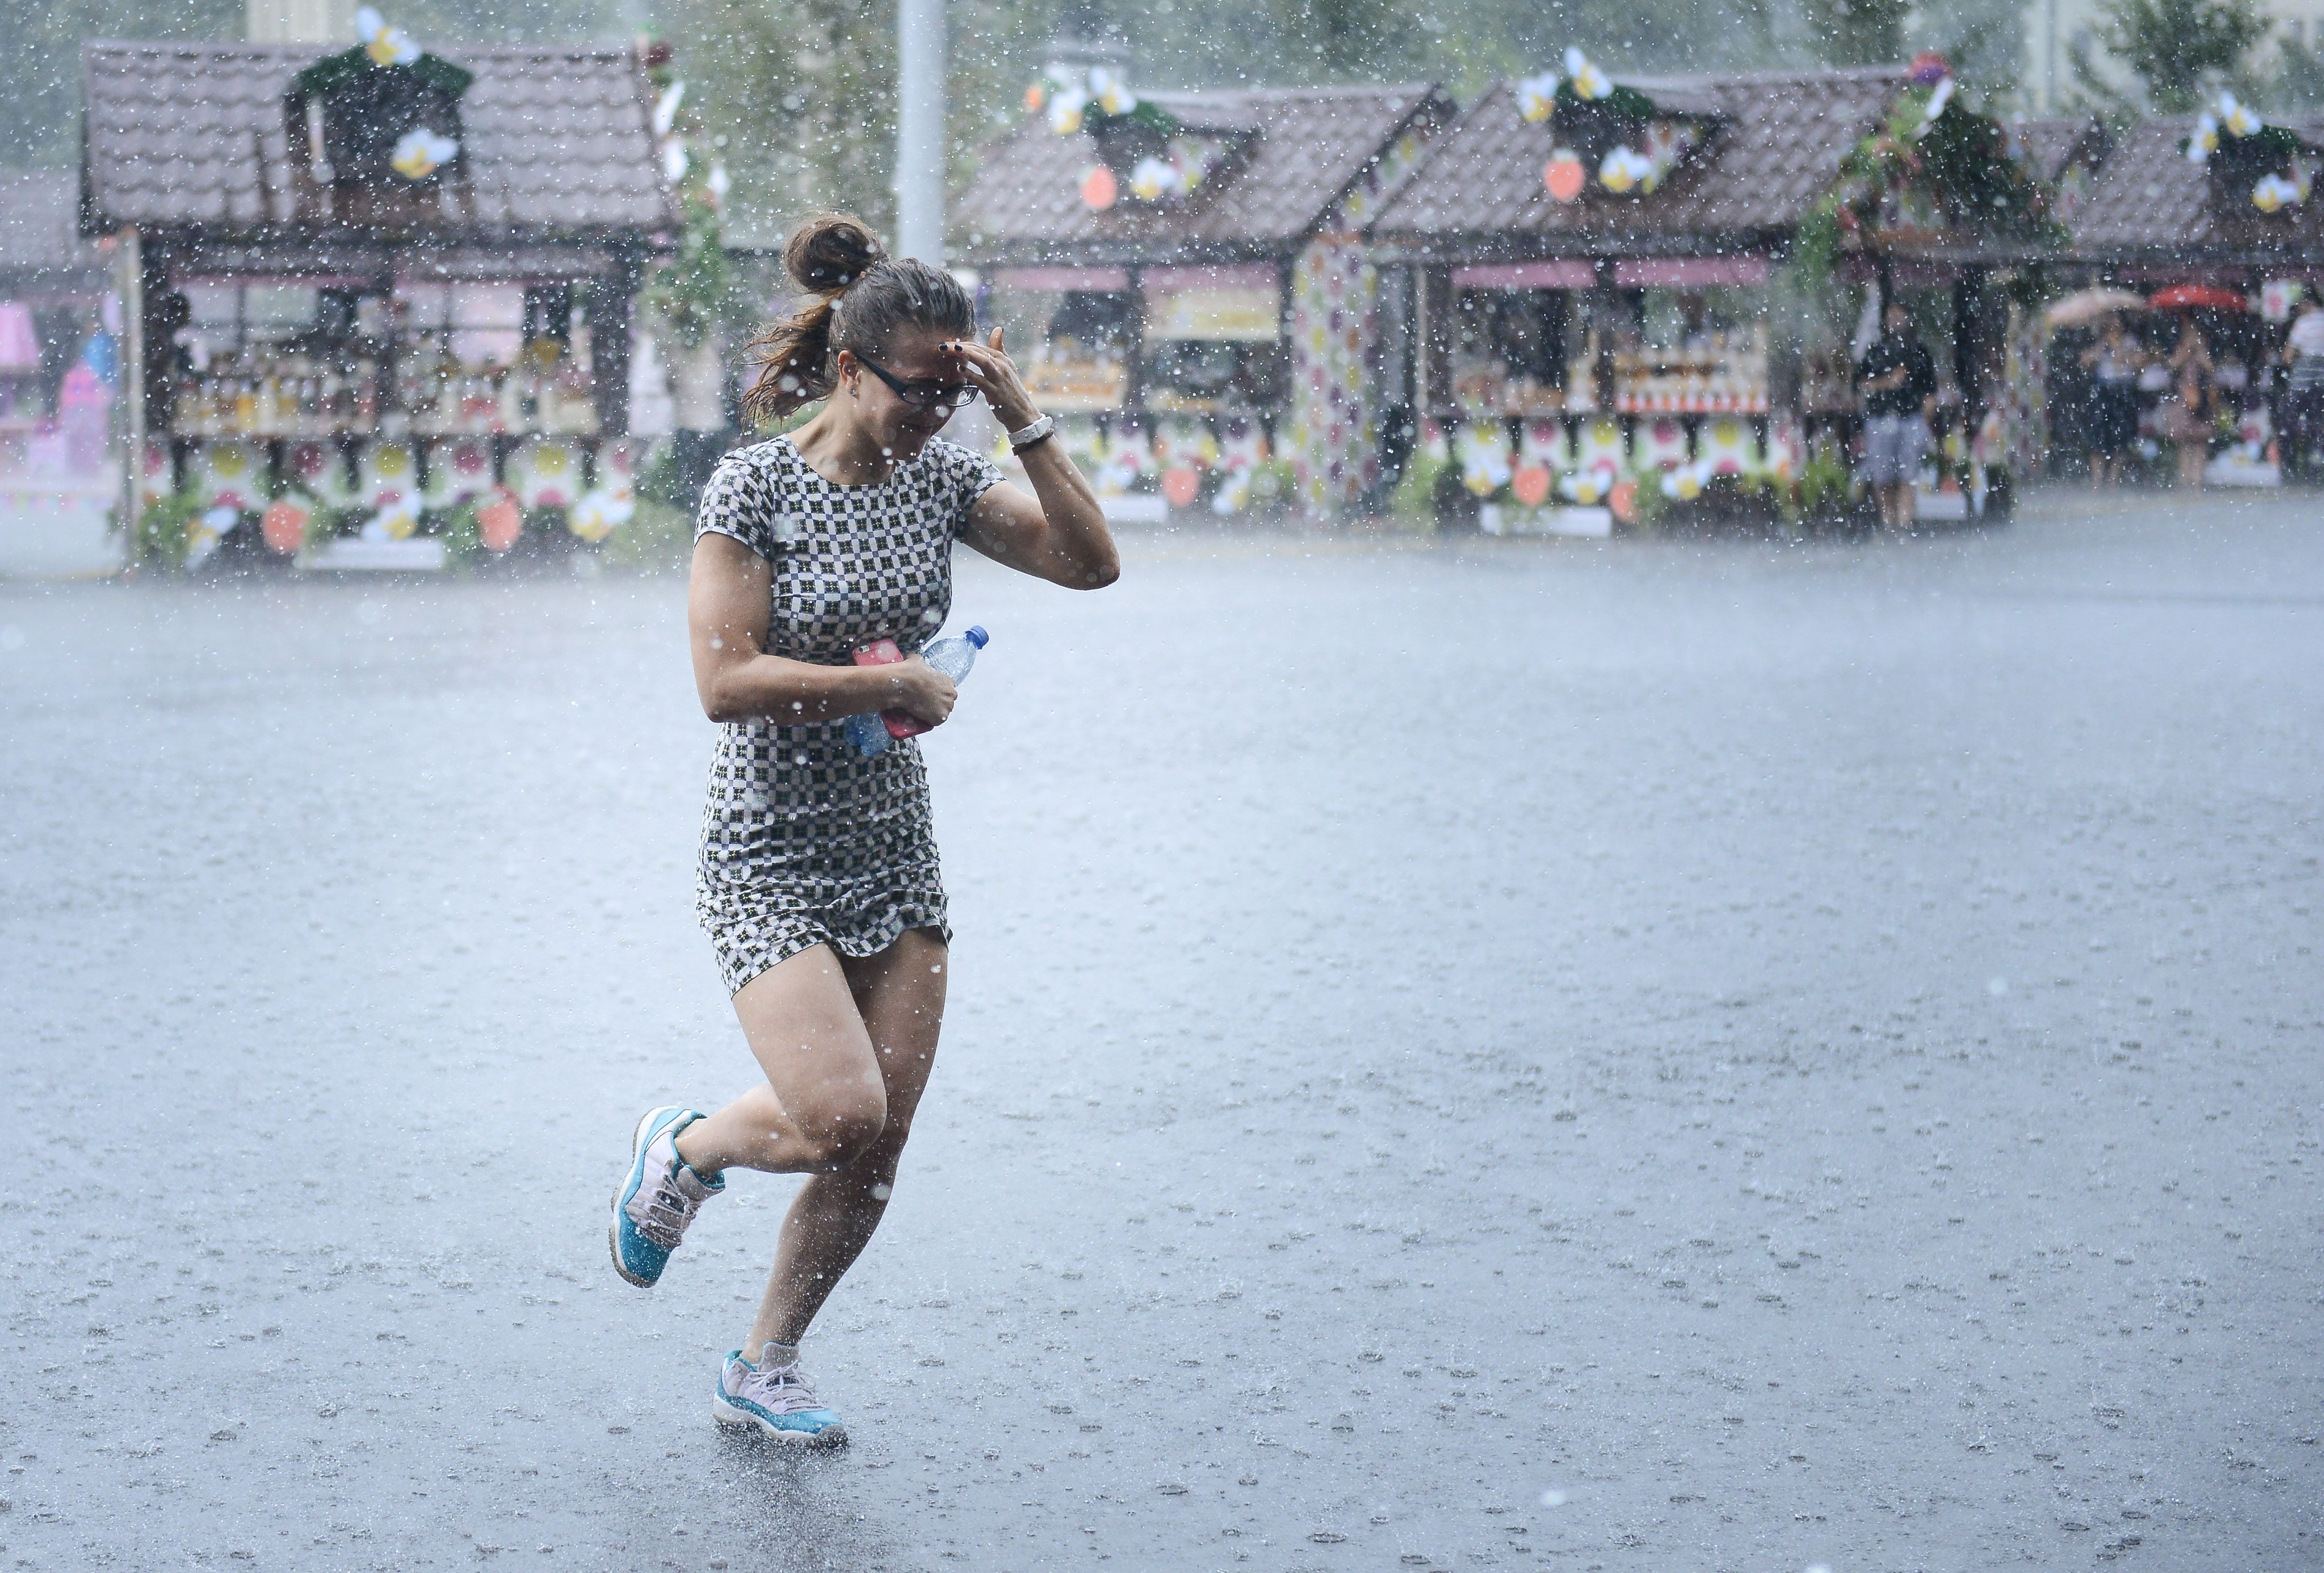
left=118, top=228, right=144, bottom=549
left=590, top=256, right=638, bottom=438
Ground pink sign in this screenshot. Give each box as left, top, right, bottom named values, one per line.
left=1612, top=257, right=1771, bottom=288
left=1451, top=261, right=1597, bottom=290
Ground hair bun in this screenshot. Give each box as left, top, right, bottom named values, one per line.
left=785, top=214, right=887, bottom=296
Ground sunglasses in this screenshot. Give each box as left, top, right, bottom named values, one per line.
left=855, top=356, right=979, bottom=411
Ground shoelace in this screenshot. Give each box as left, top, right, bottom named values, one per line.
left=631, top=1166, right=702, bottom=1250
left=740, top=1362, right=827, bottom=1415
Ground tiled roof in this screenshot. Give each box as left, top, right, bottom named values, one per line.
left=1368, top=67, right=1908, bottom=256
left=2067, top=114, right=2324, bottom=260
left=81, top=42, right=672, bottom=237
left=0, top=167, right=110, bottom=278
left=953, top=84, right=1447, bottom=264
left=2007, top=116, right=2109, bottom=182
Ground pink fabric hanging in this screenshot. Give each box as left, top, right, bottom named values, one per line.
left=0, top=303, right=39, bottom=369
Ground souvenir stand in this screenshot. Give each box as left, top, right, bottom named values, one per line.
left=0, top=167, right=123, bottom=573
left=1808, top=62, right=2071, bottom=520
left=954, top=47, right=1449, bottom=520
left=80, top=24, right=672, bottom=570
left=2054, top=107, right=2324, bottom=485
left=1368, top=61, right=1908, bottom=533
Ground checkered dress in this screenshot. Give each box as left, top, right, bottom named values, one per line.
left=692, top=433, right=1002, bottom=994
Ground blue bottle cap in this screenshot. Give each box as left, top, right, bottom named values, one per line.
left=965, top=626, right=989, bottom=647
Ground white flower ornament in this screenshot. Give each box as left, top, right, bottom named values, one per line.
left=1128, top=157, right=1178, bottom=202
left=2252, top=173, right=2305, bottom=213
left=390, top=127, right=458, bottom=180
left=1564, top=48, right=1611, bottom=101
left=1048, top=86, right=1089, bottom=136
left=2220, top=94, right=2262, bottom=138
left=356, top=7, right=421, bottom=68
left=1517, top=72, right=1560, bottom=123
left=2189, top=113, right=2220, bottom=162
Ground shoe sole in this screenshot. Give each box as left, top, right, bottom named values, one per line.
left=712, top=1396, right=848, bottom=1448
left=609, top=1104, right=683, bottom=1289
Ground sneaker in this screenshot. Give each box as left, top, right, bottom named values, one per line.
left=712, top=1347, right=848, bottom=1447
left=609, top=1105, right=722, bottom=1288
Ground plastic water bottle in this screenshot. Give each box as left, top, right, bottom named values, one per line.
left=844, top=626, right=988, bottom=757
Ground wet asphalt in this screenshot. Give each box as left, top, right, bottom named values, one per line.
left=2, top=490, right=2320, bottom=1571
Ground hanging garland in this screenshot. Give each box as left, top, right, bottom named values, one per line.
left=1514, top=49, right=1702, bottom=201
left=291, top=8, right=473, bottom=186
left=2185, top=92, right=2313, bottom=213
left=1795, top=61, right=2061, bottom=276
left=1028, top=66, right=1240, bottom=211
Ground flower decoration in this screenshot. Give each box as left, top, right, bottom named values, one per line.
left=2222, top=94, right=2262, bottom=137
left=186, top=506, right=239, bottom=570
left=1564, top=48, right=1611, bottom=101
left=566, top=488, right=633, bottom=543
left=1049, top=85, right=1090, bottom=136
left=2253, top=172, right=2309, bottom=212
left=1660, top=459, right=1714, bottom=500
left=1089, top=67, right=1137, bottom=117
left=652, top=81, right=686, bottom=138
left=1455, top=424, right=1514, bottom=496
left=361, top=498, right=420, bottom=543
left=390, top=127, right=458, bottom=181
left=197, top=440, right=262, bottom=511
left=1517, top=71, right=1560, bottom=123
left=360, top=440, right=417, bottom=508
left=1598, top=145, right=1657, bottom=194
left=1129, top=156, right=1178, bottom=202
left=423, top=438, right=492, bottom=509
left=1908, top=51, right=1953, bottom=87
left=1913, top=77, right=1955, bottom=139
left=1558, top=460, right=1620, bottom=505
left=509, top=439, right=582, bottom=510
left=356, top=7, right=421, bottom=68
left=2189, top=113, right=2222, bottom=163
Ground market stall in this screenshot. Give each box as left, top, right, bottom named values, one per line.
left=0, top=167, right=124, bottom=576
left=81, top=21, right=672, bottom=570
left=2052, top=105, right=2324, bottom=484
left=957, top=50, right=1449, bottom=519
left=1368, top=61, right=1908, bottom=533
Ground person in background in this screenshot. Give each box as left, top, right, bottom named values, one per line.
left=2281, top=293, right=2324, bottom=481
left=2164, top=318, right=2215, bottom=491
left=2079, top=316, right=2145, bottom=489
left=1855, top=299, right=1938, bottom=530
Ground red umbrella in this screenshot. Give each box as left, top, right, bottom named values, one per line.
left=2149, top=283, right=2248, bottom=311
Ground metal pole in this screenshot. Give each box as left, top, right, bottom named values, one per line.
left=894, top=0, right=946, bottom=265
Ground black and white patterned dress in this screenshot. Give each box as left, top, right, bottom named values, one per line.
left=692, top=433, right=1003, bottom=994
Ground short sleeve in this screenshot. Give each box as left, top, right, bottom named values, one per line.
left=929, top=438, right=1005, bottom=539
left=693, top=450, right=775, bottom=557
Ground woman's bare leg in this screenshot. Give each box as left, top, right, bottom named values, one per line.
left=671, top=929, right=949, bottom=1355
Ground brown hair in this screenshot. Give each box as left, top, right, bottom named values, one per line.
left=741, top=214, right=977, bottom=422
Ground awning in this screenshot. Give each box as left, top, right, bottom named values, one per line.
left=1612, top=257, right=1770, bottom=288
left=1142, top=263, right=1282, bottom=341
left=1451, top=261, right=1595, bottom=290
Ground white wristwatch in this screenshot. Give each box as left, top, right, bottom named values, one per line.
left=1007, top=414, right=1057, bottom=450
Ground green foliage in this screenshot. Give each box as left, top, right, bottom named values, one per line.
left=1794, top=449, right=1854, bottom=522
left=431, top=499, right=483, bottom=567
left=292, top=47, right=473, bottom=101
left=599, top=496, right=698, bottom=573
left=2097, top=0, right=2268, bottom=111
left=1805, top=0, right=1911, bottom=68
left=1265, top=0, right=1420, bottom=79
left=132, top=488, right=207, bottom=571
left=644, top=190, right=745, bottom=352
left=1387, top=448, right=1448, bottom=527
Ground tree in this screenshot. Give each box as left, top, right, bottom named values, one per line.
left=1805, top=0, right=1911, bottom=67
left=2096, top=0, right=2268, bottom=111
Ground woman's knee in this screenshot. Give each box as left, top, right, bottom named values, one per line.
left=796, top=1091, right=888, bottom=1168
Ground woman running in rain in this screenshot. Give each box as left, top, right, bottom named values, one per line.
left=608, top=214, right=1117, bottom=1445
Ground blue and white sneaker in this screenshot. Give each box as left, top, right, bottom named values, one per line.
left=713, top=1346, right=849, bottom=1447
left=609, top=1106, right=722, bottom=1288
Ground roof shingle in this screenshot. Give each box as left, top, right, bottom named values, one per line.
left=2067, top=114, right=2324, bottom=261
left=81, top=41, right=672, bottom=238
left=1369, top=68, right=1907, bottom=257
left=954, top=83, right=1446, bottom=264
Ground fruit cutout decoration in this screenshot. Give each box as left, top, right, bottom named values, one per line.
left=1510, top=464, right=1553, bottom=508
left=1544, top=152, right=1587, bottom=203
left=261, top=496, right=310, bottom=554
left=477, top=487, right=524, bottom=552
